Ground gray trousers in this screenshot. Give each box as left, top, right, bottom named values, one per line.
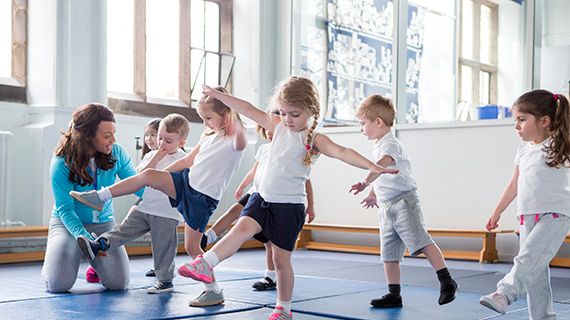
left=41, top=217, right=130, bottom=293
left=101, top=208, right=179, bottom=282
left=498, top=213, right=570, bottom=320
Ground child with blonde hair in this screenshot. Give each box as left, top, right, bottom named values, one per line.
left=77, top=114, right=188, bottom=294
left=178, top=76, right=397, bottom=320
left=201, top=110, right=316, bottom=292
left=351, top=95, right=458, bottom=308
left=70, top=87, right=246, bottom=307
left=479, top=90, right=570, bottom=319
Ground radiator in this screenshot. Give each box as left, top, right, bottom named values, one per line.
left=0, top=131, right=24, bottom=227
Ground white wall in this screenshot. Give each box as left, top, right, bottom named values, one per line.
left=1, top=0, right=569, bottom=261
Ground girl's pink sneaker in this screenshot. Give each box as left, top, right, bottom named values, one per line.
left=85, top=266, right=100, bottom=283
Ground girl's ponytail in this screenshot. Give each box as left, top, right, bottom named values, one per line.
left=548, top=93, right=570, bottom=167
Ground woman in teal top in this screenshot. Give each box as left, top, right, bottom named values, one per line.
left=42, top=103, right=141, bottom=292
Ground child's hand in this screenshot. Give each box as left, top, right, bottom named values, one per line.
left=360, top=194, right=378, bottom=209
left=151, top=147, right=168, bottom=162
left=202, top=85, right=220, bottom=99
left=486, top=212, right=501, bottom=231
left=373, top=164, right=399, bottom=175
left=349, top=181, right=370, bottom=195
left=306, top=205, right=316, bottom=223
left=234, top=187, right=244, bottom=201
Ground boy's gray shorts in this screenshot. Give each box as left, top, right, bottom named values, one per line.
left=379, top=191, right=434, bottom=262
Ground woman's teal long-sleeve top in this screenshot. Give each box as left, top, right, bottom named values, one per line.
left=50, top=144, right=143, bottom=239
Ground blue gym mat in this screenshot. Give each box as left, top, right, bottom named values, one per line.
left=0, top=288, right=260, bottom=320
left=190, top=307, right=330, bottom=319
left=291, top=286, right=530, bottom=320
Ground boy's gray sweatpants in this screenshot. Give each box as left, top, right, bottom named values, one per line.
left=102, top=208, right=179, bottom=282
left=42, top=217, right=130, bottom=293
left=497, top=213, right=570, bottom=320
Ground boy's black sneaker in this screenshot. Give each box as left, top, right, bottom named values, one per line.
left=438, top=279, right=458, bottom=305
left=370, top=293, right=403, bottom=308
left=146, top=269, right=156, bottom=277
left=77, top=236, right=103, bottom=261
left=252, top=277, right=277, bottom=291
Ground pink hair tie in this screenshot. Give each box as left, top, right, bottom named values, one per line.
left=553, top=93, right=559, bottom=101
left=305, top=144, right=311, bottom=151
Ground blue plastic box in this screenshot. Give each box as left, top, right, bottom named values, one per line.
left=478, top=105, right=499, bottom=119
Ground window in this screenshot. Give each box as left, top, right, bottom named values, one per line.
left=458, top=0, right=498, bottom=113
left=293, top=0, right=527, bottom=125
left=106, top=0, right=234, bottom=121
left=0, top=0, right=27, bottom=104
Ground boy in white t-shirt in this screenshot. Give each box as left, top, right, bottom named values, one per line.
left=76, top=114, right=189, bottom=294
left=352, top=95, right=458, bottom=308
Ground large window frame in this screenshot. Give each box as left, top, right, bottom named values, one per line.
left=0, top=0, right=27, bottom=104
left=107, top=0, right=233, bottom=121
left=458, top=0, right=498, bottom=108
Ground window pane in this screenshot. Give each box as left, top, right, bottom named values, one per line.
left=106, top=0, right=134, bottom=94
left=405, top=1, right=456, bottom=123
left=147, top=0, right=179, bottom=100
left=190, top=49, right=206, bottom=101
left=479, top=71, right=490, bottom=105
left=480, top=4, right=491, bottom=64
left=326, top=0, right=394, bottom=122
left=461, top=0, right=473, bottom=60
left=460, top=65, right=473, bottom=105
left=0, top=0, right=12, bottom=78
left=204, top=2, right=219, bottom=52
left=191, top=0, right=205, bottom=49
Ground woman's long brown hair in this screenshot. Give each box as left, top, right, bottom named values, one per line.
left=55, top=103, right=117, bottom=186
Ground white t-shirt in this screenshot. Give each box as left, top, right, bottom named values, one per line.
left=372, top=131, right=417, bottom=203
left=189, top=133, right=244, bottom=200
left=133, top=149, right=186, bottom=221
left=515, top=139, right=570, bottom=217
left=247, top=143, right=271, bottom=195
left=258, top=123, right=317, bottom=203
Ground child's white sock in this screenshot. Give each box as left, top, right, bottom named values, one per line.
left=202, top=251, right=220, bottom=268
left=204, top=229, right=218, bottom=245
left=265, top=269, right=276, bottom=282
left=96, top=187, right=113, bottom=202
left=276, top=300, right=292, bottom=313
left=204, top=281, right=221, bottom=293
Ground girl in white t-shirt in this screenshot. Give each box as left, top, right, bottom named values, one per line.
left=70, top=87, right=246, bottom=307
left=480, top=90, right=570, bottom=319
left=178, top=76, right=397, bottom=320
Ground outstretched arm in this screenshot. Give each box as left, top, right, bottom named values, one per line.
left=351, top=155, right=395, bottom=195
left=164, top=145, right=200, bottom=172
left=202, top=85, right=275, bottom=132
left=486, top=166, right=519, bottom=231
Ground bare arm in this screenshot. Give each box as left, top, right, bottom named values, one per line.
left=137, top=149, right=168, bottom=172
left=305, top=179, right=316, bottom=223
left=314, top=134, right=394, bottom=173
left=202, top=85, right=274, bottom=131
left=164, top=144, right=200, bottom=172
left=234, top=161, right=258, bottom=200
left=233, top=121, right=247, bottom=151
left=358, top=155, right=396, bottom=189
left=486, top=166, right=519, bottom=231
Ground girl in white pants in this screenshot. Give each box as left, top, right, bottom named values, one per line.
left=480, top=89, right=570, bottom=320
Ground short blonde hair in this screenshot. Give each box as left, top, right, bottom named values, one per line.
left=355, top=94, right=395, bottom=127
left=160, top=113, right=190, bottom=140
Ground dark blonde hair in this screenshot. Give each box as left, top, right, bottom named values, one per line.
left=142, top=118, right=161, bottom=158
left=199, top=86, right=243, bottom=137
left=55, top=103, right=116, bottom=186
left=271, top=76, right=320, bottom=166
left=256, top=108, right=280, bottom=141
left=160, top=113, right=190, bottom=140
left=513, top=89, right=570, bottom=168
left=355, top=94, right=396, bottom=126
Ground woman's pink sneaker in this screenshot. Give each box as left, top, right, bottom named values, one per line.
left=85, top=266, right=100, bottom=283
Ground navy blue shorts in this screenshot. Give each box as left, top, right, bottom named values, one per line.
left=240, top=193, right=305, bottom=251
left=169, top=169, right=219, bottom=232
left=237, top=193, right=251, bottom=207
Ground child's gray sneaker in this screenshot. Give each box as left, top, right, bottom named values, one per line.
left=147, top=281, right=174, bottom=294
left=77, top=236, right=105, bottom=261
left=479, top=292, right=508, bottom=314
left=69, top=190, right=105, bottom=211
left=189, top=290, right=224, bottom=307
